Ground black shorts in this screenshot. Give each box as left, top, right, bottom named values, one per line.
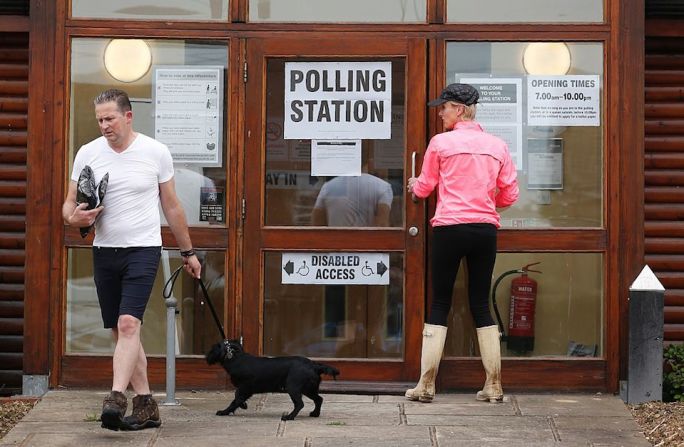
left=93, top=246, right=161, bottom=329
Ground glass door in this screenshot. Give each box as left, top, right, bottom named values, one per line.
left=243, top=37, right=427, bottom=382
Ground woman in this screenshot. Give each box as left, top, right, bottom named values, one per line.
left=406, top=83, right=519, bottom=403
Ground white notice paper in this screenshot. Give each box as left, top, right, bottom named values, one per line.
left=527, top=138, right=563, bottom=190
left=154, top=66, right=223, bottom=165
left=311, top=140, right=361, bottom=177
left=527, top=75, right=600, bottom=126
left=459, top=77, right=523, bottom=170
left=284, top=62, right=392, bottom=140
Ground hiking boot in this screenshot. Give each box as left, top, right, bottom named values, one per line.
left=122, top=394, right=161, bottom=430
left=100, top=391, right=127, bottom=431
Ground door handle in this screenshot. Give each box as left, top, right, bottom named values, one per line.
left=411, top=151, right=418, bottom=203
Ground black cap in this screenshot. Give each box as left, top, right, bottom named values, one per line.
left=427, top=83, right=479, bottom=107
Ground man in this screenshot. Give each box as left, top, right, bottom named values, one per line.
left=62, top=89, right=201, bottom=431
left=311, top=155, right=393, bottom=228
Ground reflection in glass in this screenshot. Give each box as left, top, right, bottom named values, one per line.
left=443, top=252, right=603, bottom=358
left=263, top=252, right=404, bottom=359
left=264, top=59, right=405, bottom=228
left=66, top=248, right=225, bottom=355
left=249, top=0, right=425, bottom=23
left=71, top=0, right=228, bottom=20
left=70, top=39, right=228, bottom=226
left=446, top=42, right=604, bottom=228
left=447, top=0, right=602, bottom=23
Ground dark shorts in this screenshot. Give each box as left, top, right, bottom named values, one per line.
left=93, top=246, right=161, bottom=329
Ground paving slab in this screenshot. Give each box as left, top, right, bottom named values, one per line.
left=0, top=390, right=650, bottom=447
left=516, top=393, right=630, bottom=416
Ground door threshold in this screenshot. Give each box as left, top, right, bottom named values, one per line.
left=319, top=380, right=414, bottom=395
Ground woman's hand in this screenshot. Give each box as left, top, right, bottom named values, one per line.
left=407, top=177, right=418, bottom=194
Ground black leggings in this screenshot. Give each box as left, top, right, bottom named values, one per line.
left=427, top=224, right=497, bottom=328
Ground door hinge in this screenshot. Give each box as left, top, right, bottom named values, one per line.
left=243, top=61, right=248, bottom=83
left=241, top=197, right=246, bottom=220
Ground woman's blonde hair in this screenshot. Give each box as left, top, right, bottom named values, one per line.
left=449, top=101, right=477, bottom=120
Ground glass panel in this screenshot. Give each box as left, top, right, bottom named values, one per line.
left=447, top=42, right=604, bottom=228
left=71, top=0, right=228, bottom=20
left=66, top=248, right=225, bottom=355
left=265, top=58, right=405, bottom=228
left=69, top=38, right=228, bottom=226
left=443, top=253, right=603, bottom=358
left=263, top=252, right=404, bottom=359
left=447, top=0, right=602, bottom=23
left=249, top=0, right=425, bottom=23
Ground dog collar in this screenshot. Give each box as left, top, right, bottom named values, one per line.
left=222, top=340, right=234, bottom=360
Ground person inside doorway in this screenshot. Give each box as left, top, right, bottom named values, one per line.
left=311, top=153, right=393, bottom=227
left=62, top=88, right=201, bottom=431
left=406, top=83, right=519, bottom=404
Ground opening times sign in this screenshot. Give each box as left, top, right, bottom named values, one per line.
left=527, top=75, right=600, bottom=126
left=284, top=62, right=392, bottom=140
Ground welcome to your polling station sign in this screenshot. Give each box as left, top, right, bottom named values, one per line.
left=284, top=62, right=392, bottom=140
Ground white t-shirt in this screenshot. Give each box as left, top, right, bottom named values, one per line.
left=313, top=174, right=393, bottom=227
left=70, top=133, right=174, bottom=247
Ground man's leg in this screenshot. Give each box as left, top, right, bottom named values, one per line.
left=112, top=315, right=143, bottom=393
left=112, top=328, right=150, bottom=395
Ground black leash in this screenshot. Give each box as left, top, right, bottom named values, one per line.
left=163, top=265, right=226, bottom=340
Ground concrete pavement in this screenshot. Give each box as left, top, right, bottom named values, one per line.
left=1, top=390, right=650, bottom=446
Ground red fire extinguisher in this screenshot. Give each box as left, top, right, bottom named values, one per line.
left=491, top=262, right=541, bottom=353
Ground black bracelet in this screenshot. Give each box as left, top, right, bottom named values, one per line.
left=180, top=249, right=196, bottom=258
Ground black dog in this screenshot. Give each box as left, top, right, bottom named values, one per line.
left=205, top=339, right=340, bottom=420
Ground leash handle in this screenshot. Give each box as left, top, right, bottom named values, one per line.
left=162, top=264, right=226, bottom=340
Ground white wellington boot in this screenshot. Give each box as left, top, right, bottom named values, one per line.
left=405, top=324, right=448, bottom=403
left=476, top=325, right=504, bottom=403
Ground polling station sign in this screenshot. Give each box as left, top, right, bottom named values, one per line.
left=284, top=62, right=392, bottom=140
left=282, top=252, right=390, bottom=285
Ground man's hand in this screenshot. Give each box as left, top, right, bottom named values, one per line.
left=67, top=203, right=103, bottom=227
left=183, top=254, right=202, bottom=279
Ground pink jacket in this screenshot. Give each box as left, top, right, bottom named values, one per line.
left=412, top=121, right=519, bottom=228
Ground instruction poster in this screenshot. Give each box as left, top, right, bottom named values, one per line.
left=311, top=140, right=361, bottom=177
left=527, top=75, right=600, bottom=126
left=527, top=138, right=563, bottom=190
left=459, top=77, right=523, bottom=170
left=282, top=252, right=390, bottom=285
left=154, top=66, right=223, bottom=165
left=284, top=62, right=392, bottom=140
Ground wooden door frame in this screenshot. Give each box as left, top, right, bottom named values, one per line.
left=242, top=35, right=428, bottom=383
left=21, top=0, right=643, bottom=392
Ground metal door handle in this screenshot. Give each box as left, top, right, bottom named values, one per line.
left=408, top=226, right=419, bottom=237
left=411, top=151, right=418, bottom=203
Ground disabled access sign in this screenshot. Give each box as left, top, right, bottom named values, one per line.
left=282, top=252, right=390, bottom=285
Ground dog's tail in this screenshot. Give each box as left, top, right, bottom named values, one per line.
left=314, top=362, right=340, bottom=380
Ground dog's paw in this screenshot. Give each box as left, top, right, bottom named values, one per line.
left=309, top=410, right=320, bottom=418
left=281, top=413, right=295, bottom=421
left=240, top=402, right=248, bottom=410
left=216, top=409, right=233, bottom=416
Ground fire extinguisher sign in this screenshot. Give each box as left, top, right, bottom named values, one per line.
left=281, top=252, right=390, bottom=285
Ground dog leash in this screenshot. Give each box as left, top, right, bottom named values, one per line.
left=163, top=264, right=226, bottom=340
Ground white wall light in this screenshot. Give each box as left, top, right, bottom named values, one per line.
left=103, top=39, right=152, bottom=83
left=522, top=42, right=572, bottom=75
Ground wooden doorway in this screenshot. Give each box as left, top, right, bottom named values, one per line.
left=242, top=37, right=428, bottom=383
